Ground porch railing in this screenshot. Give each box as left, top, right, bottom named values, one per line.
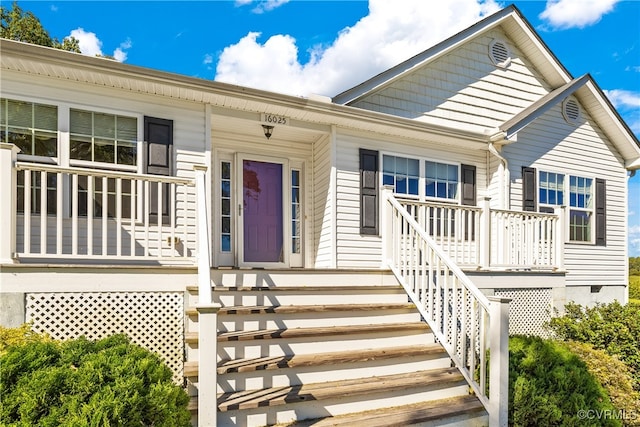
left=382, top=188, right=509, bottom=426
left=11, top=161, right=197, bottom=263
left=398, top=198, right=563, bottom=270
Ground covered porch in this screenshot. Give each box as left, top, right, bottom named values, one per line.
left=2, top=144, right=565, bottom=272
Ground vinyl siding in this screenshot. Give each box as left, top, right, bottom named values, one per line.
left=334, top=130, right=487, bottom=269
left=351, top=27, right=551, bottom=134
left=312, top=135, right=335, bottom=267
left=503, top=102, right=628, bottom=292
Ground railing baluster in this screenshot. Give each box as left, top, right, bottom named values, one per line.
left=71, top=173, right=78, bottom=255
left=40, top=170, right=47, bottom=254
left=157, top=181, right=163, bottom=256
left=170, top=182, right=176, bottom=256
left=144, top=180, right=150, bottom=257
left=116, top=177, right=122, bottom=257
left=182, top=184, right=188, bottom=258
left=56, top=172, right=63, bottom=255
left=101, top=177, right=108, bottom=256
left=23, top=170, right=31, bottom=255
left=87, top=175, right=94, bottom=256
left=130, top=179, right=137, bottom=257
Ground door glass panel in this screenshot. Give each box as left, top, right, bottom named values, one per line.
left=243, top=160, right=283, bottom=262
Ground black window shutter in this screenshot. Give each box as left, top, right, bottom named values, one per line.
left=360, top=149, right=379, bottom=235
left=144, top=116, right=173, bottom=224
left=522, top=167, right=537, bottom=212
left=461, top=164, right=476, bottom=206
left=595, top=178, right=606, bottom=246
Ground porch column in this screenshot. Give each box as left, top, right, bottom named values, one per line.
left=488, top=295, right=510, bottom=427
left=380, top=186, right=394, bottom=268
left=480, top=197, right=491, bottom=269
left=554, top=206, right=566, bottom=270
left=0, top=143, right=20, bottom=264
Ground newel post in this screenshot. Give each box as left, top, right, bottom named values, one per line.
left=193, top=164, right=219, bottom=427
left=0, top=143, right=19, bottom=264
left=488, top=296, right=510, bottom=427
left=381, top=186, right=394, bottom=268
left=480, top=197, right=491, bottom=269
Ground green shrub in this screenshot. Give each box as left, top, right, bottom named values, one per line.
left=0, top=323, right=50, bottom=356
left=547, top=302, right=640, bottom=389
left=1, top=333, right=191, bottom=426
left=564, top=341, right=640, bottom=425
left=509, top=335, right=619, bottom=427
left=630, top=276, right=640, bottom=301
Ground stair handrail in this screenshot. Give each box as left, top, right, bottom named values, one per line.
left=381, top=188, right=509, bottom=427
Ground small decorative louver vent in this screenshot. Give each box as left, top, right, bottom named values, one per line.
left=563, top=97, right=580, bottom=123
left=489, top=39, right=511, bottom=67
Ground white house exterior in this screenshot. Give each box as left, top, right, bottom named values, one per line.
left=1, top=5, right=639, bottom=427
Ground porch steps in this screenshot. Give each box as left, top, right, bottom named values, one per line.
left=184, top=273, right=488, bottom=426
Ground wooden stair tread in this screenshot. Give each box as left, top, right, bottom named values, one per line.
left=183, top=343, right=446, bottom=377
left=277, top=395, right=485, bottom=426
left=213, top=322, right=430, bottom=342
left=186, top=302, right=416, bottom=316
left=187, top=285, right=404, bottom=293
left=216, top=367, right=464, bottom=412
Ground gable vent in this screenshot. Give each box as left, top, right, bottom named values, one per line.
left=562, top=97, right=581, bottom=124
left=489, top=39, right=511, bottom=68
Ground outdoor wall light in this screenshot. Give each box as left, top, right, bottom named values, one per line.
left=262, top=124, right=274, bottom=139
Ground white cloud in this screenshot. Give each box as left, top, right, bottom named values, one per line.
left=604, top=89, right=640, bottom=135
left=70, top=28, right=103, bottom=57
left=539, top=0, right=619, bottom=29
left=68, top=29, right=131, bottom=62
left=604, top=89, right=640, bottom=109
left=215, top=0, right=502, bottom=97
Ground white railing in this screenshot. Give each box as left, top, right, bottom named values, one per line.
left=13, top=162, right=196, bottom=263
left=491, top=208, right=562, bottom=269
left=400, top=200, right=481, bottom=266
left=382, top=188, right=509, bottom=426
left=397, top=198, right=562, bottom=271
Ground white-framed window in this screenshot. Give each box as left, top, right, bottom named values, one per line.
left=291, top=168, right=302, bottom=254
left=382, top=155, right=420, bottom=197
left=538, top=170, right=594, bottom=243
left=569, top=175, right=593, bottom=242
left=70, top=109, right=137, bottom=168
left=220, top=160, right=232, bottom=253
left=382, top=154, right=460, bottom=203
left=539, top=171, right=565, bottom=211
left=425, top=161, right=459, bottom=201
left=0, top=98, right=58, bottom=159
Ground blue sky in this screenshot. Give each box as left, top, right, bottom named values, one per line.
left=15, top=0, right=640, bottom=255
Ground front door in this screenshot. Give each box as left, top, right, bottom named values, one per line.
left=238, top=155, right=287, bottom=266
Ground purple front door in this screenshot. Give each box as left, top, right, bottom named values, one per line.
left=243, top=160, right=284, bottom=263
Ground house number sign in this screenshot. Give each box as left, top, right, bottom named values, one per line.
left=261, top=113, right=289, bottom=126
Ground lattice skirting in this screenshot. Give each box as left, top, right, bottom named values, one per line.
left=25, top=291, right=184, bottom=382
left=495, top=288, right=552, bottom=337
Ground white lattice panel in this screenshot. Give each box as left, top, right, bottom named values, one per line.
left=26, top=292, right=184, bottom=382
left=495, top=288, right=552, bottom=337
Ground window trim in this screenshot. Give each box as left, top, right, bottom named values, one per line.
left=380, top=151, right=461, bottom=204
left=1, top=96, right=60, bottom=163
left=537, top=169, right=596, bottom=244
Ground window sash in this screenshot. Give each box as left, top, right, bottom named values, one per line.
left=382, top=154, right=460, bottom=202
left=538, top=170, right=594, bottom=243
left=1, top=98, right=58, bottom=158
left=70, top=109, right=137, bottom=166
